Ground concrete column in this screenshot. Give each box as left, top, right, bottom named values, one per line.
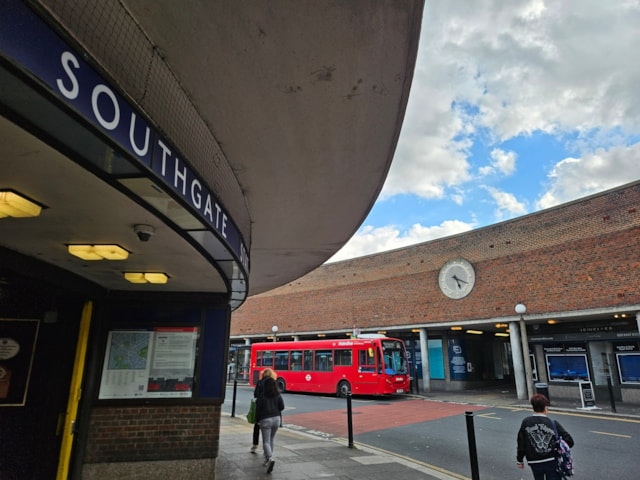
left=509, top=321, right=527, bottom=400
left=292, top=335, right=300, bottom=341
left=419, top=328, right=430, bottom=393
left=520, top=318, right=535, bottom=399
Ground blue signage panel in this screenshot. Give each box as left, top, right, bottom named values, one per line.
left=0, top=0, right=248, bottom=274
left=448, top=338, right=468, bottom=380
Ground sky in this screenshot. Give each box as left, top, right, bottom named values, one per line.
left=328, top=0, right=640, bottom=263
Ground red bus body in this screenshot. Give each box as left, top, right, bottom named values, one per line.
left=249, top=337, right=410, bottom=396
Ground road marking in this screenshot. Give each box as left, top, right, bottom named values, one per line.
left=335, top=438, right=470, bottom=480
left=477, top=412, right=501, bottom=419
left=591, top=430, right=632, bottom=438
left=496, top=406, right=640, bottom=423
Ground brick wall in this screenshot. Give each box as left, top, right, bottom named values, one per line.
left=84, top=405, right=220, bottom=463
left=232, top=182, right=640, bottom=337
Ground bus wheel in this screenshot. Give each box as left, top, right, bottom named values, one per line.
left=276, top=378, right=286, bottom=393
left=337, top=380, right=351, bottom=398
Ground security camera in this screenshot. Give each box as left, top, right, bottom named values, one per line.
left=134, top=224, right=155, bottom=242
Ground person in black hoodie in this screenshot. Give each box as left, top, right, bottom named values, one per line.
left=517, top=394, right=574, bottom=479
left=256, top=375, right=284, bottom=474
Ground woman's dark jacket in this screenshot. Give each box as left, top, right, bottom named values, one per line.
left=255, top=386, right=284, bottom=422
left=517, top=414, right=574, bottom=464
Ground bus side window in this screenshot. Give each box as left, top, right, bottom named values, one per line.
left=303, top=350, right=313, bottom=371
left=358, top=349, right=376, bottom=373
left=256, top=351, right=263, bottom=367
left=262, top=351, right=274, bottom=367
left=291, top=350, right=303, bottom=371
left=314, top=350, right=333, bottom=372
left=335, top=349, right=352, bottom=366
left=275, top=350, right=289, bottom=371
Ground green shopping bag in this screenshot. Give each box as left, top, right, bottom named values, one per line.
left=247, top=398, right=256, bottom=424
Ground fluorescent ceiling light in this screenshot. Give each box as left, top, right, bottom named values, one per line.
left=466, top=330, right=484, bottom=335
left=143, top=273, right=168, bottom=284
left=0, top=190, right=42, bottom=218
left=495, top=333, right=510, bottom=337
left=124, top=272, right=169, bottom=284
left=68, top=244, right=129, bottom=260
left=124, top=272, right=147, bottom=283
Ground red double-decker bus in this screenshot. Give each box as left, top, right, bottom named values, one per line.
left=249, top=336, right=410, bottom=397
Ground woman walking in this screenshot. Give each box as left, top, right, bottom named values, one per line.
left=250, top=369, right=276, bottom=453
left=255, top=373, right=284, bottom=474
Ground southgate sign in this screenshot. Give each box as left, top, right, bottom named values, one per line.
left=0, top=0, right=249, bottom=274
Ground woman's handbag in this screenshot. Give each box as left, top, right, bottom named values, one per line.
left=246, top=398, right=257, bottom=424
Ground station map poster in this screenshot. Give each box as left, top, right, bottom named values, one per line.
left=0, top=319, right=39, bottom=406
left=99, top=327, right=198, bottom=399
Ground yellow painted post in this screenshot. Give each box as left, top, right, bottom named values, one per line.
left=56, top=301, right=93, bottom=480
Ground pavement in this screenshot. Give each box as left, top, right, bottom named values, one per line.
left=216, top=386, right=640, bottom=479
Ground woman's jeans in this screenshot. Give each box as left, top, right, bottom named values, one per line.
left=259, top=416, right=280, bottom=461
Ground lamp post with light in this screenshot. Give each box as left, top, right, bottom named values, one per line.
left=516, top=303, right=535, bottom=399
left=271, top=325, right=278, bottom=342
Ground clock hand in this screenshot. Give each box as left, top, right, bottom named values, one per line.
left=452, top=274, right=468, bottom=288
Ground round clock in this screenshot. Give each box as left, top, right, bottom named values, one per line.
left=438, top=258, right=475, bottom=299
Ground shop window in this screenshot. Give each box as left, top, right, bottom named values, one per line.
left=546, top=354, right=590, bottom=382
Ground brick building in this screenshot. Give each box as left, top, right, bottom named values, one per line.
left=232, top=181, right=640, bottom=404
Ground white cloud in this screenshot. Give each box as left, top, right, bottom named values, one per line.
left=536, top=143, right=640, bottom=209
left=383, top=0, right=640, bottom=200
left=484, top=186, right=528, bottom=221
left=327, top=220, right=475, bottom=263
left=479, top=148, right=517, bottom=177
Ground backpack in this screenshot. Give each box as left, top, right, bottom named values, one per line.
left=551, top=420, right=574, bottom=478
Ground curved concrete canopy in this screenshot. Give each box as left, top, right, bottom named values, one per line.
left=0, top=1, right=422, bottom=304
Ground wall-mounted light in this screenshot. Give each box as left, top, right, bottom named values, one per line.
left=317, top=333, right=326, bottom=337
left=124, top=272, right=168, bottom=284
left=68, top=244, right=129, bottom=260
left=451, top=326, right=462, bottom=331
left=377, top=330, right=387, bottom=335
left=466, top=330, right=484, bottom=335
left=495, top=323, right=508, bottom=328
left=547, top=319, right=558, bottom=325
left=0, top=190, right=43, bottom=218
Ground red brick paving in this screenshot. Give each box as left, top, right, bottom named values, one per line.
left=284, top=399, right=489, bottom=436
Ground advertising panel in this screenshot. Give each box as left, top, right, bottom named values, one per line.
left=99, top=327, right=198, bottom=399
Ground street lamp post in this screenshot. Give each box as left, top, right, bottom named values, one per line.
left=516, top=303, right=535, bottom=399
left=271, top=325, right=278, bottom=342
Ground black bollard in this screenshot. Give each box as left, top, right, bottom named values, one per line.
left=346, top=391, right=354, bottom=448
left=231, top=378, right=238, bottom=417
left=465, top=411, right=480, bottom=480
left=606, top=376, right=617, bottom=413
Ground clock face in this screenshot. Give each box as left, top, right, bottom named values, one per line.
left=438, top=258, right=475, bottom=299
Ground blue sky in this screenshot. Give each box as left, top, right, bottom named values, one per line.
left=329, top=0, right=640, bottom=262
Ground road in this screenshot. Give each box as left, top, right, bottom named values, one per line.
left=224, top=384, right=640, bottom=479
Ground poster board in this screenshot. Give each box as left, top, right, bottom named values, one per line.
left=0, top=319, right=40, bottom=406
left=98, top=326, right=198, bottom=399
